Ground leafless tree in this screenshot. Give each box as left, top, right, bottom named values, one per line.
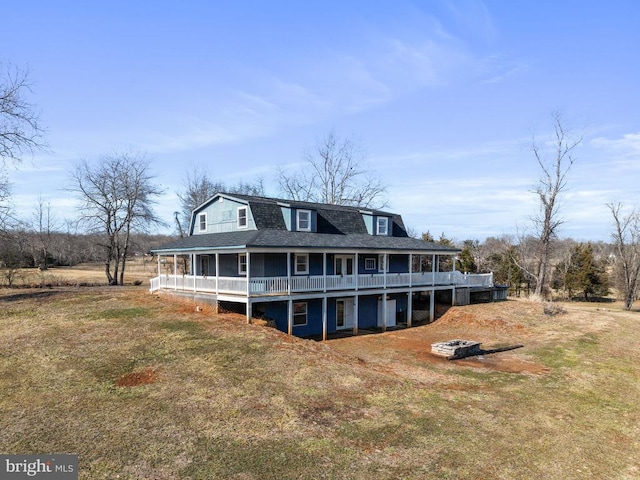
left=176, top=166, right=265, bottom=235
left=608, top=203, right=640, bottom=310
left=278, top=130, right=387, bottom=208
left=0, top=62, right=46, bottom=231
left=29, top=195, right=58, bottom=268
left=530, top=112, right=582, bottom=298
left=69, top=152, right=165, bottom=285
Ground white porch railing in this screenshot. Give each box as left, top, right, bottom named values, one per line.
left=150, top=272, right=494, bottom=295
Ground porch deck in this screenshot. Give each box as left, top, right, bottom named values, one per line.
left=149, top=271, right=494, bottom=297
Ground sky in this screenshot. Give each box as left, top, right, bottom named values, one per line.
left=2, top=0, right=640, bottom=242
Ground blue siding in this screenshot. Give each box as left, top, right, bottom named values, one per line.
left=219, top=254, right=241, bottom=277
left=389, top=254, right=409, bottom=273
left=357, top=295, right=379, bottom=329
left=359, top=255, right=378, bottom=274
left=192, top=196, right=257, bottom=234
left=263, top=253, right=287, bottom=277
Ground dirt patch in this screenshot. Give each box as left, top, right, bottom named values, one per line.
left=115, top=367, right=158, bottom=387
left=328, top=300, right=550, bottom=378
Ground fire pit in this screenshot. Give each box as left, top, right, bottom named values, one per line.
left=431, top=339, right=482, bottom=359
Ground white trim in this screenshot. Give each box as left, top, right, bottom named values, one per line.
left=198, top=212, right=207, bottom=232
left=237, top=206, right=248, bottom=229
left=376, top=217, right=389, bottom=235
left=294, top=253, right=309, bottom=275
left=378, top=254, right=389, bottom=273
left=238, top=253, right=247, bottom=275
left=296, top=209, right=311, bottom=232
left=293, top=301, right=307, bottom=326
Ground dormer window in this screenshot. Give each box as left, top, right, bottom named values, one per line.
left=198, top=213, right=207, bottom=232
left=296, top=209, right=311, bottom=232
left=237, top=207, right=248, bottom=229
left=376, top=217, right=389, bottom=235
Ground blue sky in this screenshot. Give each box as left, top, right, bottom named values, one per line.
left=3, top=0, right=639, bottom=242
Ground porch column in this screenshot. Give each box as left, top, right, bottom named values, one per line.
left=322, top=297, right=327, bottom=341
left=431, top=254, right=436, bottom=286
left=287, top=299, right=293, bottom=336
left=355, top=253, right=359, bottom=291
left=192, top=254, right=196, bottom=292
left=322, top=252, right=327, bottom=293
left=452, top=287, right=456, bottom=306
left=383, top=253, right=388, bottom=289
left=215, top=253, right=219, bottom=295
left=247, top=300, right=252, bottom=324
left=409, top=254, right=413, bottom=288
left=429, top=290, right=435, bottom=322
left=353, top=295, right=359, bottom=336
left=382, top=294, right=387, bottom=332
left=173, top=254, right=177, bottom=290
left=246, top=251, right=251, bottom=297
left=407, top=292, right=412, bottom=327
left=157, top=254, right=161, bottom=276
left=287, top=253, right=291, bottom=295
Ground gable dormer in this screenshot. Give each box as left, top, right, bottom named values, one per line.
left=190, top=194, right=256, bottom=235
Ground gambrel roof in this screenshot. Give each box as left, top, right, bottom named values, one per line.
left=155, top=193, right=459, bottom=254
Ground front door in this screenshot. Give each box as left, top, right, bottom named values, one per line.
left=334, top=255, right=355, bottom=289
left=336, top=298, right=355, bottom=330
left=335, top=255, right=354, bottom=275
left=200, top=256, right=209, bottom=276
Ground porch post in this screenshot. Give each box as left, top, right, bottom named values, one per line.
left=287, top=253, right=291, bottom=295
left=322, top=252, right=327, bottom=293
left=431, top=254, right=436, bottom=286
left=247, top=300, right=252, bottom=324
left=409, top=253, right=413, bottom=288
left=173, top=254, right=177, bottom=290
left=322, top=297, right=327, bottom=341
left=383, top=253, right=388, bottom=289
left=382, top=293, right=387, bottom=332
left=452, top=287, right=456, bottom=306
left=407, top=291, right=412, bottom=327
left=353, top=295, right=359, bottom=336
left=246, top=251, right=251, bottom=297
left=215, top=253, right=219, bottom=295
left=354, top=253, right=359, bottom=291
left=429, top=290, right=435, bottom=322
left=287, top=299, right=293, bottom=336
left=157, top=254, right=161, bottom=276
left=192, top=254, right=196, bottom=292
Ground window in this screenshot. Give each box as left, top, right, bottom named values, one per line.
left=238, top=253, right=247, bottom=275
left=365, top=258, right=376, bottom=271
left=296, top=209, right=311, bottom=231
left=378, top=254, right=389, bottom=273
left=293, top=302, right=307, bottom=326
left=198, top=213, right=207, bottom=232
left=376, top=217, right=389, bottom=235
left=237, top=207, right=248, bottom=228
left=295, top=254, right=309, bottom=274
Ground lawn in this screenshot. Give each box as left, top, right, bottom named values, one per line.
left=1, top=280, right=639, bottom=479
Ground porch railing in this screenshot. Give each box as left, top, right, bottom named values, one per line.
left=150, top=272, right=494, bottom=295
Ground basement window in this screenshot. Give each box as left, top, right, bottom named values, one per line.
left=293, top=302, right=307, bottom=326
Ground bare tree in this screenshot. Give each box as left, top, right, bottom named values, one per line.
left=0, top=62, right=46, bottom=231
left=278, top=130, right=387, bottom=208
left=29, top=195, right=58, bottom=268
left=608, top=203, right=640, bottom=310
left=69, top=152, right=165, bottom=285
left=530, top=112, right=582, bottom=298
left=176, top=166, right=265, bottom=235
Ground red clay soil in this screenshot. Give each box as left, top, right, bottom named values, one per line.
left=328, top=301, right=551, bottom=378
left=115, top=367, right=158, bottom=387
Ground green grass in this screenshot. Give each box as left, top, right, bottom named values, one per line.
left=1, top=286, right=639, bottom=479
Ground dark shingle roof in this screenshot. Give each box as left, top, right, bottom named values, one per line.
left=153, top=193, right=453, bottom=254
left=152, top=229, right=458, bottom=254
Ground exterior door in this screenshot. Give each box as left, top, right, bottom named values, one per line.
left=334, top=255, right=355, bottom=288
left=377, top=299, right=397, bottom=327
left=200, top=256, right=209, bottom=276
left=336, top=298, right=354, bottom=330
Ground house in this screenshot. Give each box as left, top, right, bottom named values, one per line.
left=149, top=193, right=497, bottom=339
